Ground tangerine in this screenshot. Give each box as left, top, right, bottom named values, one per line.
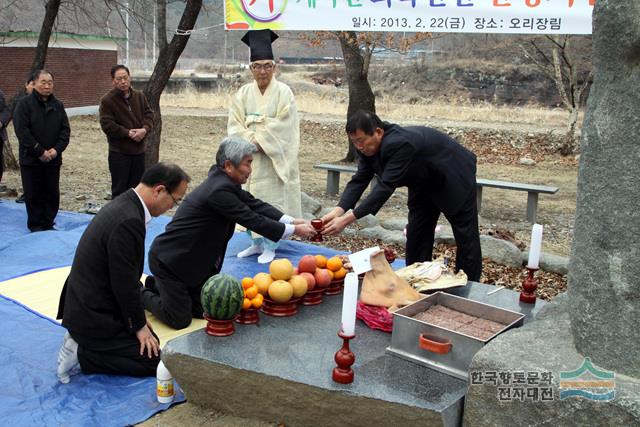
left=242, top=298, right=252, bottom=310
left=245, top=285, right=259, bottom=299
left=251, top=293, right=264, bottom=309
left=315, top=254, right=327, bottom=268
left=326, top=256, right=343, bottom=272
left=241, top=277, right=254, bottom=289
left=333, top=267, right=347, bottom=280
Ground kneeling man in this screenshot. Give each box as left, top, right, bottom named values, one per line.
left=141, top=136, right=315, bottom=329
left=56, top=163, right=190, bottom=383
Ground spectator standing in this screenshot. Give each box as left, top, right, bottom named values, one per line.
left=9, top=74, right=37, bottom=203
left=13, top=70, right=70, bottom=232
left=0, top=89, right=9, bottom=192
left=99, top=65, right=154, bottom=198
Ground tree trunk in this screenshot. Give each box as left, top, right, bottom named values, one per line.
left=157, top=0, right=168, bottom=53
left=560, top=107, right=579, bottom=155
left=143, top=0, right=202, bottom=167
left=338, top=31, right=376, bottom=162
left=31, top=0, right=62, bottom=72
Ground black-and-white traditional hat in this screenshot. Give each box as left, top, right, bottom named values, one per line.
left=241, top=29, right=279, bottom=62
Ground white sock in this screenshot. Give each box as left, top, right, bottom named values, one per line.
left=258, top=249, right=276, bottom=264
left=57, top=332, right=80, bottom=384
left=237, top=244, right=262, bottom=258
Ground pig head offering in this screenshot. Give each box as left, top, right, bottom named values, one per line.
left=360, top=250, right=423, bottom=311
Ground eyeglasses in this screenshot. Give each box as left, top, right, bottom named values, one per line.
left=165, top=188, right=182, bottom=207
left=251, top=62, right=274, bottom=71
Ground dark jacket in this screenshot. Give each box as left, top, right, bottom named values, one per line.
left=99, top=87, right=154, bottom=155
left=57, top=189, right=147, bottom=338
left=13, top=90, right=70, bottom=166
left=0, top=90, right=9, bottom=143
left=339, top=123, right=477, bottom=218
left=149, top=167, right=285, bottom=288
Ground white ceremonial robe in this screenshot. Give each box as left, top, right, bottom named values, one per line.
left=228, top=77, right=302, bottom=218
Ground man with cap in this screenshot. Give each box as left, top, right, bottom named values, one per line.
left=228, top=29, right=302, bottom=264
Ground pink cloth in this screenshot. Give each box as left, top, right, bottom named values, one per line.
left=356, top=301, right=394, bottom=333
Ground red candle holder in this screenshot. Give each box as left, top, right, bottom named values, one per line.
left=519, top=266, right=539, bottom=304
left=301, top=287, right=324, bottom=306
left=324, top=278, right=344, bottom=296
left=261, top=297, right=300, bottom=317
left=235, top=308, right=260, bottom=325
left=311, top=219, right=323, bottom=242
left=332, top=330, right=356, bottom=384
left=203, top=313, right=236, bottom=337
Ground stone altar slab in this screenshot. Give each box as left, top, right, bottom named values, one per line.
left=163, top=282, right=545, bottom=427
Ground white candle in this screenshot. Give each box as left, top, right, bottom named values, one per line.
left=341, top=273, right=358, bottom=336
left=527, top=224, right=544, bottom=269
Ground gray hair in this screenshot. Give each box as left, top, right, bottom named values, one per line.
left=216, top=136, right=257, bottom=168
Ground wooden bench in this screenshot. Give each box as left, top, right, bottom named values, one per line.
left=314, top=163, right=558, bottom=223
left=475, top=179, right=558, bottom=223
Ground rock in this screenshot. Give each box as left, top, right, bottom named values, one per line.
left=463, top=296, right=640, bottom=427
left=521, top=251, right=569, bottom=275
left=357, top=225, right=387, bottom=240
left=356, top=214, right=379, bottom=229
left=80, top=201, right=102, bottom=215
left=301, top=192, right=321, bottom=216
left=518, top=157, right=536, bottom=166
left=480, top=235, right=522, bottom=268
left=75, top=195, right=87, bottom=201
left=104, top=191, right=112, bottom=201
left=356, top=226, right=405, bottom=246
left=380, top=218, right=407, bottom=231
left=318, top=207, right=333, bottom=217
left=434, top=224, right=456, bottom=245
left=302, top=212, right=315, bottom=221
left=567, top=0, right=640, bottom=377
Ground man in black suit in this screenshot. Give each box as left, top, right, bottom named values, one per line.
left=322, top=111, right=482, bottom=281
left=141, top=136, right=315, bottom=329
left=13, top=70, right=70, bottom=231
left=56, top=162, right=190, bottom=383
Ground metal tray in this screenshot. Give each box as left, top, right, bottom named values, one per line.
left=386, top=292, right=525, bottom=380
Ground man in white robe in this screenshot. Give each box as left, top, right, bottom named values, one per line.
left=228, top=30, right=302, bottom=264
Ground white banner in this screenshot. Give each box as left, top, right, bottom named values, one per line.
left=225, top=0, right=594, bottom=34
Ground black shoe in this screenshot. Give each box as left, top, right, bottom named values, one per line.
left=16, top=194, right=25, bottom=203
left=144, top=276, right=159, bottom=294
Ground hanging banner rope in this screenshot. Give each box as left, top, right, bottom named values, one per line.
left=224, top=0, right=594, bottom=34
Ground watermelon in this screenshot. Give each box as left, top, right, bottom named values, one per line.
left=200, top=273, right=244, bottom=320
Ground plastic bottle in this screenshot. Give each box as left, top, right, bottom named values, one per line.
left=156, top=361, right=175, bottom=404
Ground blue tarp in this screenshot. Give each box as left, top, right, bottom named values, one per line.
left=1, top=200, right=404, bottom=425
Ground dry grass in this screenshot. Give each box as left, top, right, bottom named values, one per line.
left=161, top=83, right=575, bottom=129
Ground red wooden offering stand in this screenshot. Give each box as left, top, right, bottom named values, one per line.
left=261, top=297, right=300, bottom=317
left=301, top=287, right=324, bottom=306
left=235, top=308, right=260, bottom=325
left=204, top=313, right=236, bottom=337
left=324, top=278, right=344, bottom=296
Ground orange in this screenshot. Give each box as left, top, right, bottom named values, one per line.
left=326, top=269, right=334, bottom=280
left=241, top=277, right=254, bottom=290
left=315, top=254, right=327, bottom=268
left=251, top=293, right=264, bottom=309
left=326, top=256, right=343, bottom=272
left=242, top=298, right=252, bottom=310
left=245, top=285, right=259, bottom=299
left=333, top=267, right=347, bottom=280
